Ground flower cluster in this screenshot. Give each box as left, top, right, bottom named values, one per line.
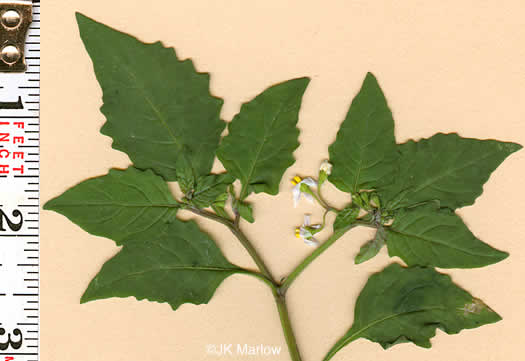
left=291, top=160, right=332, bottom=247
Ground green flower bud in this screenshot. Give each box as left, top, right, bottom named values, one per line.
left=318, top=170, right=328, bottom=187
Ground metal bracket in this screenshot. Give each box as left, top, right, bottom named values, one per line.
left=0, top=1, right=32, bottom=72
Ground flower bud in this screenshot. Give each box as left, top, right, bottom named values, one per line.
left=318, top=171, right=328, bottom=187
left=319, top=160, right=332, bottom=175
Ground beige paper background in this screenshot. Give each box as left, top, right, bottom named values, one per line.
left=41, top=1, right=525, bottom=360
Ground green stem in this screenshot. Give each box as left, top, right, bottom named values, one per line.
left=354, top=220, right=378, bottom=229
left=321, top=209, right=329, bottom=228
left=273, top=290, right=303, bottom=361
left=305, top=187, right=332, bottom=211
left=316, top=185, right=336, bottom=213
left=280, top=225, right=356, bottom=294
left=229, top=225, right=276, bottom=282
left=188, top=207, right=275, bottom=282
left=239, top=184, right=249, bottom=202
left=188, top=206, right=304, bottom=361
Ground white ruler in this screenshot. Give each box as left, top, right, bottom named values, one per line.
left=0, top=1, right=39, bottom=360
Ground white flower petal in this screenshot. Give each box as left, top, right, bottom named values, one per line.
left=303, top=214, right=311, bottom=226
left=299, top=227, right=313, bottom=239
left=303, top=177, right=317, bottom=187
left=304, top=237, right=319, bottom=247
left=292, top=186, right=301, bottom=207
left=303, top=193, right=314, bottom=203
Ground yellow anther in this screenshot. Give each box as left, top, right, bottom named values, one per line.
left=295, top=228, right=301, bottom=238
left=291, top=176, right=302, bottom=185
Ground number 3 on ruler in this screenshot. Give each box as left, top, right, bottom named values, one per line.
left=0, top=328, right=22, bottom=350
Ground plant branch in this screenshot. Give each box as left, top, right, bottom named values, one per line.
left=273, top=290, right=303, bottom=361
left=233, top=207, right=241, bottom=227
left=229, top=223, right=276, bottom=282
left=187, top=207, right=276, bottom=288
left=354, top=219, right=377, bottom=229
left=280, top=225, right=357, bottom=294
left=188, top=206, right=304, bottom=361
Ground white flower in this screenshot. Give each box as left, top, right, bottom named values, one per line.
left=291, top=176, right=317, bottom=208
left=295, top=214, right=320, bottom=247
left=319, top=160, right=332, bottom=175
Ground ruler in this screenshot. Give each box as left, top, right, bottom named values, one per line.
left=0, top=1, right=40, bottom=360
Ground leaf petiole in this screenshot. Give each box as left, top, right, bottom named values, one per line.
left=236, top=269, right=278, bottom=292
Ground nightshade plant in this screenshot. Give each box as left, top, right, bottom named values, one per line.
left=44, top=13, right=522, bottom=361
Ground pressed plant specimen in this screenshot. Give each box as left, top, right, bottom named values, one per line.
left=45, top=13, right=521, bottom=361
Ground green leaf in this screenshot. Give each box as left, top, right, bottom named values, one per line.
left=189, top=174, right=235, bottom=209
left=333, top=205, right=359, bottom=232
left=385, top=203, right=508, bottom=268
left=216, top=78, right=310, bottom=199
left=324, top=263, right=501, bottom=361
left=175, top=151, right=196, bottom=195
left=213, top=192, right=229, bottom=208
left=212, top=203, right=230, bottom=219
left=328, top=73, right=398, bottom=194
left=381, top=133, right=522, bottom=210
left=355, top=227, right=385, bottom=264
left=237, top=201, right=255, bottom=223
left=81, top=218, right=241, bottom=310
left=44, top=167, right=179, bottom=245
left=211, top=192, right=230, bottom=219
left=76, top=13, right=225, bottom=180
